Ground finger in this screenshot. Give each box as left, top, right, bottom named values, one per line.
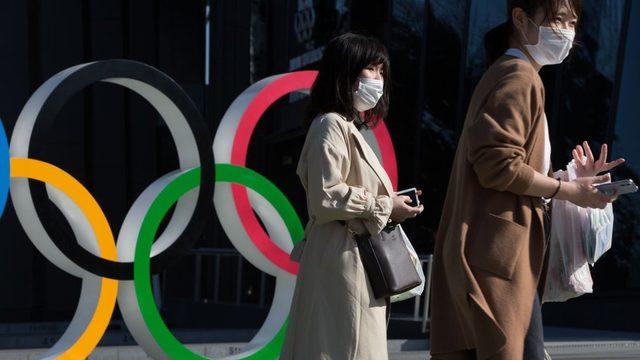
left=576, top=145, right=587, bottom=166
left=602, top=158, right=626, bottom=172
left=583, top=141, right=595, bottom=164
left=403, top=205, right=418, bottom=214
left=609, top=189, right=619, bottom=202
left=592, top=199, right=606, bottom=209
left=590, top=190, right=609, bottom=208
left=401, top=195, right=412, bottom=204
left=409, top=204, right=423, bottom=213
left=576, top=145, right=585, bottom=163
left=599, top=198, right=610, bottom=208
left=572, top=149, right=581, bottom=165
left=593, top=145, right=605, bottom=168
left=596, top=190, right=613, bottom=204
left=599, top=143, right=608, bottom=164
left=416, top=190, right=422, bottom=196
left=592, top=173, right=611, bottom=185
left=598, top=196, right=613, bottom=205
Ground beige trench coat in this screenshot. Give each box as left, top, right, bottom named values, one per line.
left=280, top=112, right=395, bottom=360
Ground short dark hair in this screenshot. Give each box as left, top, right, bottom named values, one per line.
left=484, top=0, right=583, bottom=65
left=305, top=32, right=391, bottom=129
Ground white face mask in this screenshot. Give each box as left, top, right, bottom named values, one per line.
left=353, top=77, right=384, bottom=112
left=521, top=18, right=575, bottom=65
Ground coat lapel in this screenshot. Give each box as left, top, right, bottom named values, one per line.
left=349, top=124, right=395, bottom=196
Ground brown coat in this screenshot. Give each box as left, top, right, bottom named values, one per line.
left=280, top=112, right=395, bottom=359
left=430, top=55, right=551, bottom=359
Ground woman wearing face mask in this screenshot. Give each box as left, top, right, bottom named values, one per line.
left=279, top=33, right=423, bottom=359
left=429, top=1, right=623, bottom=359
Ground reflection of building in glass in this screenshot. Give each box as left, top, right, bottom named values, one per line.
left=611, top=0, right=640, bottom=291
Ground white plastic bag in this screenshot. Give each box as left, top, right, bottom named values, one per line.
left=542, top=160, right=614, bottom=303
left=390, top=225, right=425, bottom=303
left=583, top=204, right=614, bottom=265
left=543, top=184, right=593, bottom=303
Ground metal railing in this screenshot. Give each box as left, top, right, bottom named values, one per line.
left=418, top=254, right=433, bottom=333
left=188, top=248, right=434, bottom=333
left=189, top=248, right=269, bottom=307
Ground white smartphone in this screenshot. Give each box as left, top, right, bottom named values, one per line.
left=396, top=187, right=420, bottom=207
left=595, top=179, right=638, bottom=197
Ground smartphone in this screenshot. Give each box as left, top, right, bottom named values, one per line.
left=595, top=179, right=638, bottom=197
left=396, top=187, right=420, bottom=207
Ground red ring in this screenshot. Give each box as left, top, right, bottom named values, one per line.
left=230, top=71, right=398, bottom=274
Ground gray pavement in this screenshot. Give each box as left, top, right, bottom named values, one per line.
left=0, top=327, right=639, bottom=359
left=386, top=326, right=640, bottom=359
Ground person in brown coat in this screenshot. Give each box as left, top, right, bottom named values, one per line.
left=430, top=1, right=624, bottom=359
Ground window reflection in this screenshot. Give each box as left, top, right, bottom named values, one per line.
left=540, top=0, right=631, bottom=293
left=415, top=0, right=467, bottom=250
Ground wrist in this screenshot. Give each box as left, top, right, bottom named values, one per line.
left=548, top=179, right=562, bottom=199
left=555, top=181, right=574, bottom=201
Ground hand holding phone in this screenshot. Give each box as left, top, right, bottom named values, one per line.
left=390, top=188, right=424, bottom=223
left=395, top=187, right=421, bottom=207
left=594, top=179, right=638, bottom=197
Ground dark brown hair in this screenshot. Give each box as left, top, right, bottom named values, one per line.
left=305, top=32, right=391, bottom=129
left=484, top=0, right=582, bottom=65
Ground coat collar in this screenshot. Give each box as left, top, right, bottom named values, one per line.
left=347, top=121, right=395, bottom=196
left=505, top=48, right=530, bottom=63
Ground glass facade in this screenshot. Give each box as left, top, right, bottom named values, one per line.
left=242, top=0, right=640, bottom=332
left=0, top=0, right=638, bottom=344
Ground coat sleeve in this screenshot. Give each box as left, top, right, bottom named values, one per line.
left=467, top=71, right=542, bottom=195
left=305, top=116, right=392, bottom=234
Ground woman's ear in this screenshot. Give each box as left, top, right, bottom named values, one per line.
left=352, top=76, right=360, bottom=91
left=512, top=7, right=528, bottom=38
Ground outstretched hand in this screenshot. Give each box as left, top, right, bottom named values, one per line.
left=572, top=141, right=625, bottom=178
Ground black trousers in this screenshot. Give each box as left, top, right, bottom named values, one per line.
left=523, top=207, right=552, bottom=359
left=523, top=294, right=545, bottom=359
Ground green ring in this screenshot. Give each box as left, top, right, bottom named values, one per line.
left=134, top=164, right=303, bottom=359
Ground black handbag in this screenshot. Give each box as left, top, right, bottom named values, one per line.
left=354, top=223, right=422, bottom=299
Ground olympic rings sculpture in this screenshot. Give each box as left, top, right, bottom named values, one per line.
left=0, top=60, right=398, bottom=359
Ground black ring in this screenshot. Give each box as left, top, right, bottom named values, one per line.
left=27, top=59, right=214, bottom=280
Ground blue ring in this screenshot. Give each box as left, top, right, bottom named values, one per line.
left=0, top=119, right=8, bottom=217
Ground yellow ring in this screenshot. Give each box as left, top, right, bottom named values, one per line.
left=10, top=158, right=117, bottom=359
